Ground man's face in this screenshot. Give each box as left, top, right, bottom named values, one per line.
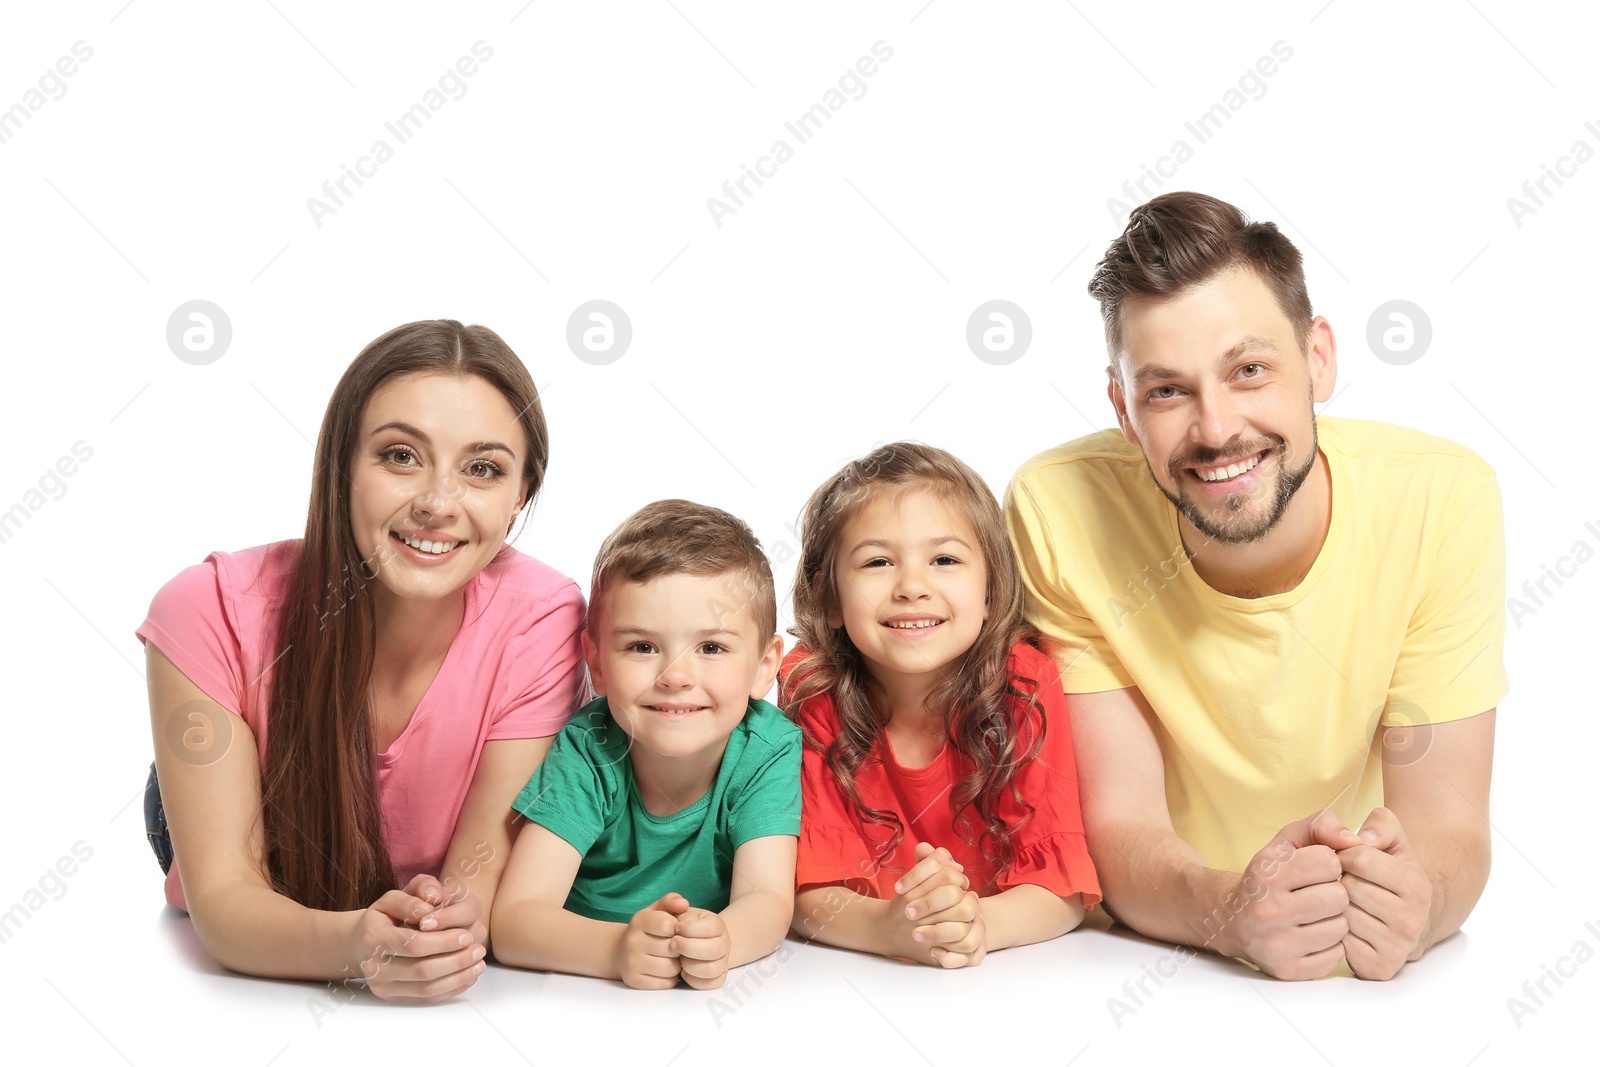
left=1108, top=267, right=1335, bottom=545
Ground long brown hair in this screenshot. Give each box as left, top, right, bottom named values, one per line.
left=261, top=320, right=549, bottom=911
left=782, top=442, right=1045, bottom=884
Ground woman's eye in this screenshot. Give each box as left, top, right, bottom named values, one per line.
left=381, top=446, right=418, bottom=466
left=466, top=460, right=504, bottom=480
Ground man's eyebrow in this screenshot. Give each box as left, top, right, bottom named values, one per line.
left=1129, top=338, right=1282, bottom=386
left=368, top=421, right=516, bottom=459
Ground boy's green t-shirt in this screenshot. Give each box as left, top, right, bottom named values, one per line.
left=511, top=695, right=801, bottom=922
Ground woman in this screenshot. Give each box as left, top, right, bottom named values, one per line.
left=139, top=320, right=585, bottom=1002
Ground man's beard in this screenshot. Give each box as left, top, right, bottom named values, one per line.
left=1153, top=421, right=1319, bottom=545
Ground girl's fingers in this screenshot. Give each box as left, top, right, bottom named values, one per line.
left=911, top=921, right=973, bottom=945
left=903, top=881, right=969, bottom=920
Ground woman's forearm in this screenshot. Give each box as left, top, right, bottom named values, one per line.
left=188, top=880, right=358, bottom=981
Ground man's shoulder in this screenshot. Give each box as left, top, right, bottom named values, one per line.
left=1320, top=417, right=1496, bottom=481
left=1010, top=428, right=1145, bottom=488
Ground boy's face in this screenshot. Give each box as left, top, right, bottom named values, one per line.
left=583, top=572, right=783, bottom=764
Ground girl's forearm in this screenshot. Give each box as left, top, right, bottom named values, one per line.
left=980, top=884, right=1085, bottom=951
left=792, top=885, right=899, bottom=958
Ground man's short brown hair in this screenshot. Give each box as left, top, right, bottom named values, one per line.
left=588, top=499, right=777, bottom=639
left=1088, top=191, right=1313, bottom=361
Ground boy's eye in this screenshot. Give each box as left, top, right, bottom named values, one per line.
left=697, top=642, right=727, bottom=655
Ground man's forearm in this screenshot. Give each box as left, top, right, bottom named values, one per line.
left=1411, top=822, right=1491, bottom=954
left=1092, top=823, right=1252, bottom=957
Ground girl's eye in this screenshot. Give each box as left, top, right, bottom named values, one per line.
left=932, top=555, right=961, bottom=567
left=698, top=642, right=727, bottom=655
left=862, top=557, right=891, bottom=569
left=626, top=642, right=657, bottom=655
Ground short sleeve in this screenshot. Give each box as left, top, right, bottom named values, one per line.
left=1387, top=463, right=1510, bottom=725
left=1004, top=474, right=1134, bottom=694
left=793, top=696, right=884, bottom=894
left=727, top=718, right=801, bottom=848
left=135, top=557, right=247, bottom=717
left=485, top=582, right=587, bottom=741
left=510, top=706, right=613, bottom=854
left=993, top=647, right=1103, bottom=909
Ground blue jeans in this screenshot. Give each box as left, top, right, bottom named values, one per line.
left=144, top=762, right=174, bottom=875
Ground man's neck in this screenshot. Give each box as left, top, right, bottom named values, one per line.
left=1183, top=450, right=1333, bottom=599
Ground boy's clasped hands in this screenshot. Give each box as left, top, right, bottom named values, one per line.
left=619, top=892, right=733, bottom=990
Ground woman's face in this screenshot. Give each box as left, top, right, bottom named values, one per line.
left=348, top=371, right=529, bottom=607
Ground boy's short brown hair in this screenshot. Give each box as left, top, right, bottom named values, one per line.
left=588, top=499, right=777, bottom=639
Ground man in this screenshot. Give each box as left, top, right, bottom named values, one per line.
left=1004, top=191, right=1505, bottom=980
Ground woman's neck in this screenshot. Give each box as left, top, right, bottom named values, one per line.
left=371, top=586, right=466, bottom=672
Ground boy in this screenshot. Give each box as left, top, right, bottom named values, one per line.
left=491, top=499, right=800, bottom=989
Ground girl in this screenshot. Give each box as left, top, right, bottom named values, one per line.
left=139, top=320, right=586, bottom=1001
left=782, top=442, right=1100, bottom=967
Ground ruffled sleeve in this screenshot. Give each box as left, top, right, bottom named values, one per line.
left=994, top=643, right=1103, bottom=908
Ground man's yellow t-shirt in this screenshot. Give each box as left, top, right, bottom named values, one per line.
left=1004, top=416, right=1509, bottom=875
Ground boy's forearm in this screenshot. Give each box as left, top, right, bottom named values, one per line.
left=490, top=898, right=624, bottom=979
left=720, top=889, right=794, bottom=968
left=981, top=884, right=1086, bottom=951
left=792, top=885, right=898, bottom=958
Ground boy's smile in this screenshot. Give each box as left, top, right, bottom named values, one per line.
left=584, top=573, right=783, bottom=812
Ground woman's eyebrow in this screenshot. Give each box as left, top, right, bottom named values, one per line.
left=369, top=421, right=516, bottom=459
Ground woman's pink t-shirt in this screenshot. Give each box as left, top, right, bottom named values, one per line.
left=136, top=540, right=587, bottom=910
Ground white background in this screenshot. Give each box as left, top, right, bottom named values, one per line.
left=1, top=1, right=1595, bottom=1064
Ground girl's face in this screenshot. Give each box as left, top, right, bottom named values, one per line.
left=831, top=487, right=989, bottom=706
left=348, top=371, right=528, bottom=607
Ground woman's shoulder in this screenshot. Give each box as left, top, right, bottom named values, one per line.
left=473, top=545, right=584, bottom=616
left=149, top=540, right=297, bottom=611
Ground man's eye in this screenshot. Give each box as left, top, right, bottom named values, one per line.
left=1238, top=363, right=1264, bottom=379
left=1150, top=386, right=1179, bottom=401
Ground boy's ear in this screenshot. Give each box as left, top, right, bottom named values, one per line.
left=581, top=629, right=607, bottom=696
left=748, top=634, right=785, bottom=701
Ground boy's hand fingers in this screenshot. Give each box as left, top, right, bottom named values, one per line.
left=674, top=913, right=726, bottom=940
left=671, top=934, right=729, bottom=962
